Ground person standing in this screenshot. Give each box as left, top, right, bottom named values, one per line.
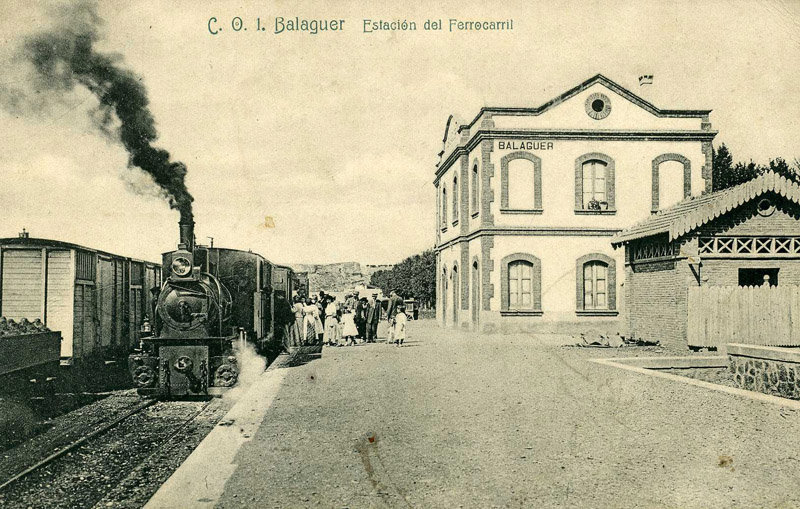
left=386, top=290, right=404, bottom=344
left=317, top=292, right=327, bottom=327
left=366, top=295, right=381, bottom=343
left=355, top=297, right=368, bottom=340
left=324, top=296, right=339, bottom=346
left=302, top=298, right=319, bottom=344
left=292, top=296, right=304, bottom=345
left=394, top=305, right=407, bottom=346
left=274, top=291, right=295, bottom=349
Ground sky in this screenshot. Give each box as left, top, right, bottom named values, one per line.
left=0, top=0, right=799, bottom=265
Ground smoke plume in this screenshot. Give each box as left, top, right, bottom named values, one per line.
left=12, top=1, right=193, bottom=221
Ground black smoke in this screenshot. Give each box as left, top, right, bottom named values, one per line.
left=17, top=1, right=193, bottom=221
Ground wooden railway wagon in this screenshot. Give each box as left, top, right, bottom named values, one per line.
left=272, top=264, right=295, bottom=303
left=0, top=235, right=161, bottom=364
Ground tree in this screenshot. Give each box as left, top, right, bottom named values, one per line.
left=369, top=249, right=437, bottom=309
left=713, top=143, right=800, bottom=191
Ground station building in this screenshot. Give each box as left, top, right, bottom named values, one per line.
left=434, top=74, right=716, bottom=332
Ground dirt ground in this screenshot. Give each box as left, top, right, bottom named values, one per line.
left=213, top=319, right=800, bottom=508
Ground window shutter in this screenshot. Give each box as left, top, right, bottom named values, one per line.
left=606, top=162, right=615, bottom=210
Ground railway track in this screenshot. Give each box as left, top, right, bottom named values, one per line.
left=0, top=399, right=157, bottom=493
left=0, top=397, right=229, bottom=509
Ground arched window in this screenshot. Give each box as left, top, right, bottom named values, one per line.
left=452, top=174, right=459, bottom=223
left=575, top=253, right=617, bottom=314
left=471, top=163, right=479, bottom=214
left=501, top=152, right=542, bottom=212
left=652, top=154, right=691, bottom=212
left=575, top=153, right=615, bottom=212
left=441, top=186, right=448, bottom=227
left=500, top=253, right=542, bottom=314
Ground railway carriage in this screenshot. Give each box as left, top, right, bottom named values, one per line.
left=0, top=232, right=161, bottom=371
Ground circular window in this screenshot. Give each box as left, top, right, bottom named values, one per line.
left=585, top=93, right=612, bottom=120
left=757, top=198, right=775, bottom=217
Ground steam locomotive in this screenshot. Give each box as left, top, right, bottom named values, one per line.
left=128, top=219, right=296, bottom=398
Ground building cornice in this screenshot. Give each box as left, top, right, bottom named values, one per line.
left=435, top=226, right=624, bottom=251
left=433, top=129, right=718, bottom=184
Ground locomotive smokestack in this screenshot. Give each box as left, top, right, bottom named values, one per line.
left=179, top=213, right=194, bottom=251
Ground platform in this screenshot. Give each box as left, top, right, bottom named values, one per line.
left=147, top=320, right=800, bottom=508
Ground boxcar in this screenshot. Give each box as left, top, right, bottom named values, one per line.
left=0, top=234, right=161, bottom=364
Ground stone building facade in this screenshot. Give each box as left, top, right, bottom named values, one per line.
left=613, top=172, right=800, bottom=347
left=434, top=74, right=716, bottom=332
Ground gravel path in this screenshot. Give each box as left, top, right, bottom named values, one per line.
left=215, top=319, right=800, bottom=508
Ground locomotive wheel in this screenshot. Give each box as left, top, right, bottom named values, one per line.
left=214, top=364, right=239, bottom=387
left=133, top=365, right=157, bottom=388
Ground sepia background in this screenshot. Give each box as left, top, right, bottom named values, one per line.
left=0, top=0, right=798, bottom=265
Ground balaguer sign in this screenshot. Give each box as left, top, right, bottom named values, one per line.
left=497, top=141, right=554, bottom=150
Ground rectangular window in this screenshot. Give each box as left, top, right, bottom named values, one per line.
left=582, top=160, right=608, bottom=209
left=738, top=268, right=778, bottom=287
left=584, top=262, right=608, bottom=309
left=509, top=261, right=533, bottom=309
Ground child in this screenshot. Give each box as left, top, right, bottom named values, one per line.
left=341, top=308, right=359, bottom=346
left=394, top=305, right=407, bottom=346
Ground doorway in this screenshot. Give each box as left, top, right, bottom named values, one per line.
left=471, top=261, right=479, bottom=328
left=452, top=266, right=459, bottom=325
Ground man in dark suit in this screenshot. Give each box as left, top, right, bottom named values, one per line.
left=366, top=295, right=381, bottom=342
left=355, top=297, right=368, bottom=339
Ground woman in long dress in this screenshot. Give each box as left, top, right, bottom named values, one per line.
left=302, top=298, right=318, bottom=344
left=323, top=298, right=339, bottom=346
left=292, top=297, right=304, bottom=346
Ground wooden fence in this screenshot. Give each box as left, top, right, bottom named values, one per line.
left=687, top=285, right=800, bottom=348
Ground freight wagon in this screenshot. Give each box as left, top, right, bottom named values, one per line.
left=0, top=232, right=161, bottom=365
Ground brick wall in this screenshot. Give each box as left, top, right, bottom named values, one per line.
left=626, top=259, right=691, bottom=348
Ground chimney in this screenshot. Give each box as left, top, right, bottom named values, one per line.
left=18, top=228, right=29, bottom=239
left=178, top=219, right=194, bottom=251
left=639, top=74, right=654, bottom=86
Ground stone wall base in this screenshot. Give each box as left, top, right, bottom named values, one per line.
left=728, top=343, right=800, bottom=399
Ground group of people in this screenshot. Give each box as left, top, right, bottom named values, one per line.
left=275, top=290, right=409, bottom=348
